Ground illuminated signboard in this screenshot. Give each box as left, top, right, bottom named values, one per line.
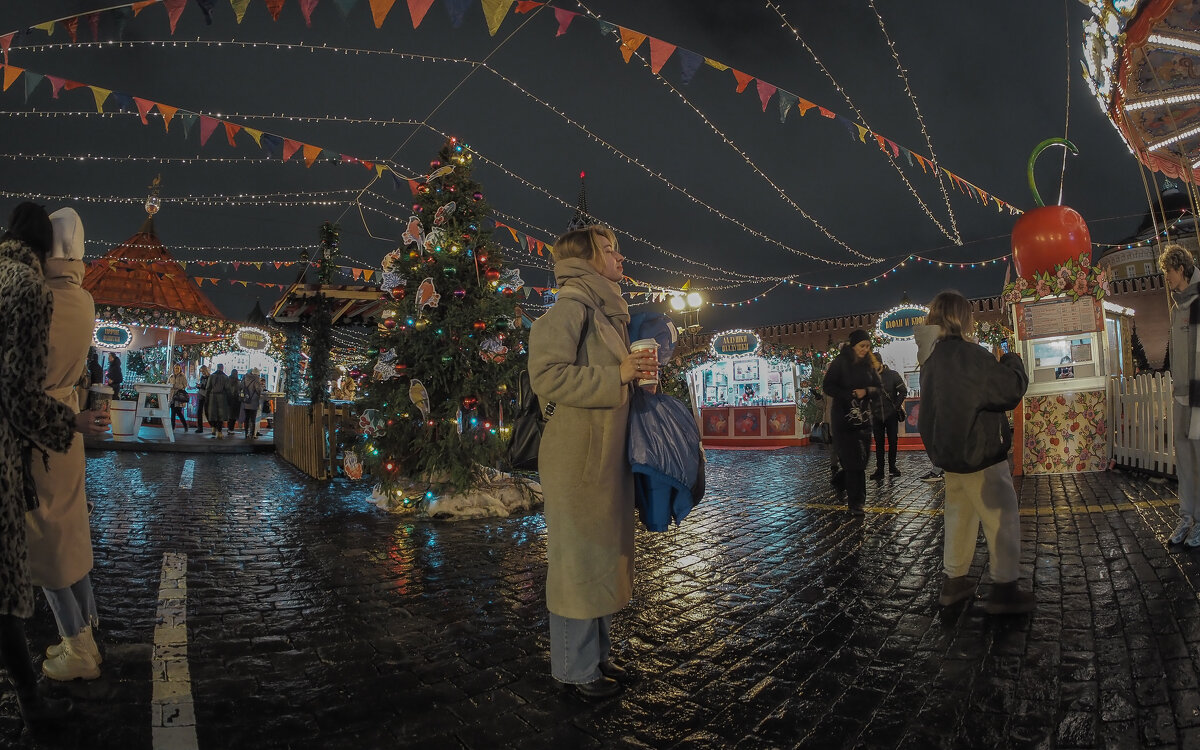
left=235, top=326, right=270, bottom=352
left=709, top=329, right=761, bottom=358
left=92, top=322, right=132, bottom=351
left=876, top=305, right=929, bottom=341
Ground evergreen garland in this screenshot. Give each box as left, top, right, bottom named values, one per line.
left=307, top=294, right=333, bottom=406
left=355, top=136, right=526, bottom=502
left=282, top=323, right=302, bottom=402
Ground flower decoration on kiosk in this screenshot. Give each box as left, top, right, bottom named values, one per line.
left=1001, top=253, right=1109, bottom=304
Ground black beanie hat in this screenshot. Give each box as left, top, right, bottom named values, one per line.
left=848, top=329, right=870, bottom=346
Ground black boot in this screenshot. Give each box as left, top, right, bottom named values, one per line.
left=16, top=686, right=72, bottom=732
left=870, top=467, right=884, bottom=481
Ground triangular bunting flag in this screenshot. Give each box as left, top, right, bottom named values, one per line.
left=63, top=17, right=79, bottom=43
left=134, top=97, right=155, bottom=125
left=351, top=267, right=362, bottom=280
left=375, top=164, right=386, bottom=178
left=913, top=153, right=928, bottom=173
left=243, top=127, right=264, bottom=146
left=647, top=37, right=676, bottom=74
left=199, top=115, right=220, bottom=146
left=45, top=75, right=66, bottom=99
left=364, top=270, right=374, bottom=281
left=874, top=134, right=887, bottom=152
left=179, top=112, right=197, bottom=138
left=90, top=86, right=112, bottom=113
left=23, top=72, right=43, bottom=103
left=731, top=69, right=753, bottom=94
left=361, top=160, right=374, bottom=171
left=369, top=0, right=397, bottom=28
left=0, top=33, right=14, bottom=65
left=254, top=262, right=263, bottom=269
left=677, top=48, right=702, bottom=84
left=514, top=0, right=541, bottom=11
left=264, top=0, right=286, bottom=20
left=481, top=0, right=514, bottom=36
left=886, top=139, right=900, bottom=158
left=224, top=121, right=242, bottom=147
left=232, top=261, right=241, bottom=270
left=132, top=1, right=158, bottom=16
left=796, top=98, right=816, bottom=116
left=158, top=103, right=178, bottom=131
left=334, top=0, right=359, bottom=17
left=32, top=22, right=56, bottom=36
left=231, top=0, right=251, bottom=22
left=819, top=107, right=835, bottom=118
left=834, top=116, right=857, bottom=141
left=704, top=58, right=729, bottom=71
left=756, top=80, right=777, bottom=111
left=777, top=89, right=798, bottom=123
left=261, top=133, right=283, bottom=158
left=303, top=144, right=321, bottom=167
left=282, top=138, right=302, bottom=161
left=87, top=13, right=101, bottom=41
left=407, top=178, right=421, bottom=195
left=299, top=0, right=319, bottom=25
left=596, top=20, right=617, bottom=36
left=110, top=92, right=135, bottom=113
left=274, top=262, right=283, bottom=270
left=618, top=29, right=647, bottom=62
left=854, top=123, right=868, bottom=143
left=899, top=145, right=913, bottom=166
left=444, top=0, right=471, bottom=28
left=407, top=0, right=435, bottom=27
left=553, top=7, right=576, bottom=36
left=2, top=66, right=23, bottom=92
left=164, top=0, right=188, bottom=32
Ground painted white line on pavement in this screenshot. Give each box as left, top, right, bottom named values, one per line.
left=152, top=553, right=198, bottom=750
left=179, top=460, right=195, bottom=490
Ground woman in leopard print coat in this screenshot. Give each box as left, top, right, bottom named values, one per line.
left=0, top=203, right=108, bottom=728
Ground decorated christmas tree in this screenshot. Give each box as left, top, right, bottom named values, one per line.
left=355, top=137, right=527, bottom=505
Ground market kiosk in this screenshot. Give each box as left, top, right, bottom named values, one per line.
left=873, top=304, right=929, bottom=450
left=1011, top=295, right=1133, bottom=475
left=685, top=329, right=809, bottom=448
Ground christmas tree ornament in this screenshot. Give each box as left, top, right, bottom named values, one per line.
left=343, top=451, right=364, bottom=480
left=480, top=336, right=509, bottom=364
left=381, top=250, right=404, bottom=272
left=379, top=348, right=397, bottom=363
left=433, top=201, right=457, bottom=226
left=473, top=192, right=483, bottom=201
left=456, top=409, right=464, bottom=435
left=454, top=287, right=466, bottom=299
left=495, top=316, right=512, bottom=330
left=415, top=278, right=441, bottom=311
left=496, top=383, right=508, bottom=394
left=424, top=227, right=446, bottom=253
left=390, top=287, right=406, bottom=300
left=379, top=271, right=406, bottom=293
left=444, top=266, right=457, bottom=275
left=461, top=396, right=478, bottom=409
left=373, top=359, right=397, bottom=380
left=497, top=268, right=524, bottom=293
left=359, top=409, right=387, bottom=436
left=408, top=379, right=431, bottom=420
left=472, top=321, right=487, bottom=332
left=485, top=269, right=501, bottom=283
left=426, top=164, right=456, bottom=182
left=383, top=318, right=397, bottom=330
left=414, top=318, right=429, bottom=331
left=402, top=216, right=424, bottom=248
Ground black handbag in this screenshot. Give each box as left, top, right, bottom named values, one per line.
left=507, top=371, right=549, bottom=471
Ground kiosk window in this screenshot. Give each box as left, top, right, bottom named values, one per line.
left=1030, top=335, right=1099, bottom=383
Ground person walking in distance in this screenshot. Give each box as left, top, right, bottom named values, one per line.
left=240, top=368, right=264, bottom=438
left=1160, top=244, right=1200, bottom=547
left=105, top=352, right=122, bottom=397
left=870, top=352, right=907, bottom=480
left=226, top=368, right=241, bottom=434
left=168, top=363, right=189, bottom=432
left=822, top=330, right=881, bottom=516
left=204, top=363, right=232, bottom=438
left=919, top=290, right=1034, bottom=614
left=194, top=365, right=210, bottom=434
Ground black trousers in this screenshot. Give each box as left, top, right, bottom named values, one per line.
left=873, top=417, right=899, bottom=470
left=0, top=614, right=37, bottom=691
left=196, top=397, right=207, bottom=430
left=170, top=405, right=188, bottom=430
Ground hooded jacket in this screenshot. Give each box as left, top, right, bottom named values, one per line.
left=918, top=335, right=1028, bottom=474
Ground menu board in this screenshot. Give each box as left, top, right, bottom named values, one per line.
left=1016, top=297, right=1103, bottom=340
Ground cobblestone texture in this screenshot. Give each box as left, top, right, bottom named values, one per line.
left=1, top=445, right=1197, bottom=748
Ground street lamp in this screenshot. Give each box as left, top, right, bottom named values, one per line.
left=668, top=291, right=704, bottom=350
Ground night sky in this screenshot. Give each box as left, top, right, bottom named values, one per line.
left=0, top=1, right=1154, bottom=334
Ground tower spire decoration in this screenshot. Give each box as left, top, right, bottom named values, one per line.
left=565, top=170, right=593, bottom=231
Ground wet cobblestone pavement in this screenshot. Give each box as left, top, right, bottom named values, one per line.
left=4, top=445, right=1200, bottom=748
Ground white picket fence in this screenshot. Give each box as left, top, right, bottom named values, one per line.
left=1109, top=372, right=1176, bottom=475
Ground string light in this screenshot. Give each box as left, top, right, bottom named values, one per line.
left=767, top=0, right=961, bottom=244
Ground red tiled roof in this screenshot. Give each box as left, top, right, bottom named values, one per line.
left=83, top=218, right=224, bottom=320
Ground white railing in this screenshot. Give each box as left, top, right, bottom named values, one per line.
left=1109, top=373, right=1175, bottom=475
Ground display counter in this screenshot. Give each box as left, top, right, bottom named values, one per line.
left=700, top=405, right=807, bottom=447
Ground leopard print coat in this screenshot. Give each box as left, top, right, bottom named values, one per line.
left=0, top=238, right=75, bottom=618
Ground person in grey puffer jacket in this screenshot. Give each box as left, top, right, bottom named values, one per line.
left=1160, top=244, right=1200, bottom=547
left=918, top=290, right=1034, bottom=614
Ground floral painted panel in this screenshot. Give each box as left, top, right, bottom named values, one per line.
left=1022, top=390, right=1107, bottom=474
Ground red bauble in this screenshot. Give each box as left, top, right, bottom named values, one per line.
left=473, top=192, right=483, bottom=200
left=502, top=288, right=514, bottom=297
left=454, top=287, right=466, bottom=299
left=485, top=269, right=501, bottom=282
left=390, top=287, right=406, bottom=300
left=477, top=254, right=488, bottom=264
left=430, top=160, right=441, bottom=167
left=383, top=318, right=397, bottom=330
left=461, top=396, right=478, bottom=409
left=472, top=321, right=487, bottom=332
left=1011, top=206, right=1091, bottom=280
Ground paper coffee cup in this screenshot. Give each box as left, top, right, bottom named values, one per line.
left=630, top=338, right=659, bottom=386
left=89, top=385, right=113, bottom=412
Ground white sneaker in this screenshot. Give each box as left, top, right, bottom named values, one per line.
left=1186, top=524, right=1200, bottom=548
left=1170, top=518, right=1193, bottom=544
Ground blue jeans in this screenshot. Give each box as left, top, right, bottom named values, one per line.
left=1175, top=402, right=1200, bottom=522
left=549, top=612, right=611, bottom=684
left=43, top=575, right=98, bottom=638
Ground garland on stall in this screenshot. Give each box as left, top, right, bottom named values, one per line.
left=307, top=294, right=333, bottom=406
left=94, top=304, right=240, bottom=336
left=1001, top=253, right=1109, bottom=305
left=282, top=323, right=302, bottom=402
left=190, top=329, right=287, bottom=359
left=973, top=320, right=1014, bottom=350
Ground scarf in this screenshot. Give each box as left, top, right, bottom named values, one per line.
left=553, top=257, right=630, bottom=360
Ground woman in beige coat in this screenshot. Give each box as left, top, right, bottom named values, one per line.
left=30, top=208, right=102, bottom=681
left=529, top=226, right=658, bottom=700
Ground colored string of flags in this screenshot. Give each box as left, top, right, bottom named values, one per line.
left=3, top=0, right=1023, bottom=218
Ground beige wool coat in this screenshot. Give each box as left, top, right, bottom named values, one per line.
left=529, top=283, right=635, bottom=621
left=28, top=257, right=95, bottom=590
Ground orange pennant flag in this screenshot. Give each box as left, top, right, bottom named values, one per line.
left=647, top=38, right=676, bottom=75
left=132, top=1, right=158, bottom=16
left=282, top=138, right=302, bottom=161
left=63, top=18, right=79, bottom=43
left=302, top=144, right=321, bottom=167
left=364, top=269, right=374, bottom=282
left=264, top=0, right=286, bottom=20
left=90, top=86, right=112, bottom=113
left=2, top=65, right=23, bottom=92
left=223, top=121, right=241, bottom=147
left=407, top=0, right=436, bottom=28
left=351, top=268, right=362, bottom=280
left=133, top=97, right=155, bottom=125
left=157, top=103, right=177, bottom=131
left=618, top=29, right=647, bottom=62
left=731, top=70, right=753, bottom=94
left=481, top=0, right=514, bottom=36
left=369, top=0, right=397, bottom=28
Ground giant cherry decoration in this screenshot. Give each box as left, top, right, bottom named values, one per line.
left=1010, top=138, right=1091, bottom=281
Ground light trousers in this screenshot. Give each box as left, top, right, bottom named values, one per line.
left=549, top=612, right=611, bottom=684
left=1174, top=402, right=1200, bottom=522
left=942, top=461, right=1021, bottom=583
left=43, top=574, right=98, bottom=638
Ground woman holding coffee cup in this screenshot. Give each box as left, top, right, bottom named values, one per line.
left=529, top=224, right=656, bottom=700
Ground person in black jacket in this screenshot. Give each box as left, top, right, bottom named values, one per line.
left=822, top=329, right=881, bottom=515
left=870, top=352, right=907, bottom=479
left=105, top=353, right=122, bottom=396
left=918, top=291, right=1033, bottom=614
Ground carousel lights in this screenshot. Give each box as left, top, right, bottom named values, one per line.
left=1146, top=33, right=1200, bottom=54
left=1124, top=91, right=1200, bottom=111
left=1148, top=123, right=1200, bottom=152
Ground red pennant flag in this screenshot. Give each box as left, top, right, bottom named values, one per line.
left=351, top=268, right=362, bottom=280
left=199, top=115, right=220, bottom=146
left=264, top=0, right=286, bottom=20
left=63, top=80, right=87, bottom=91
left=133, top=97, right=155, bottom=125
left=731, top=70, right=753, bottom=94
left=618, top=29, right=647, bottom=63
left=647, top=38, right=676, bottom=75
left=87, top=14, right=101, bottom=41
left=361, top=160, right=374, bottom=171
left=0, top=33, right=13, bottom=65
left=299, top=0, right=318, bottom=25
left=407, top=0, right=436, bottom=27
left=369, top=0, right=397, bottom=28
left=407, top=179, right=421, bottom=195
left=224, top=121, right=241, bottom=146
left=553, top=8, right=576, bottom=36
left=233, top=261, right=241, bottom=270
left=274, top=262, right=283, bottom=270
left=818, top=107, right=835, bottom=119
left=63, top=18, right=79, bottom=43
left=282, top=138, right=302, bottom=161
left=164, top=0, right=187, bottom=32
left=755, top=80, right=777, bottom=111
left=515, top=1, right=541, bottom=11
